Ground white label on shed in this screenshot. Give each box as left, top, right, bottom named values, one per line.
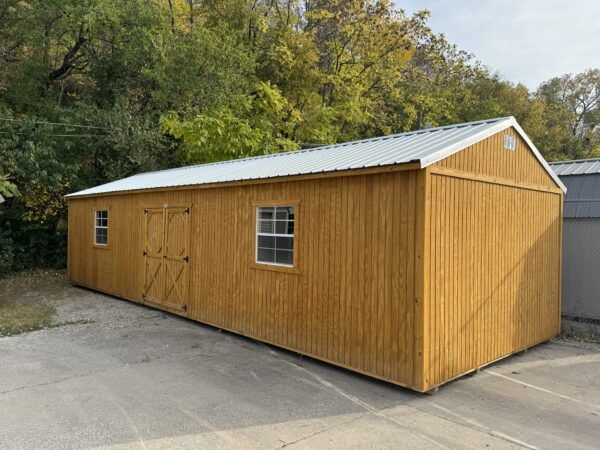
left=503, top=135, right=516, bottom=151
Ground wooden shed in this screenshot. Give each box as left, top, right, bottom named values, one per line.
left=66, top=117, right=565, bottom=392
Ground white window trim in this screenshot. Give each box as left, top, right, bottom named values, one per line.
left=94, top=210, right=109, bottom=246
left=255, top=206, right=295, bottom=268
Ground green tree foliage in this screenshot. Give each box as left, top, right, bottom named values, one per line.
left=0, top=0, right=597, bottom=273
left=536, top=69, right=600, bottom=159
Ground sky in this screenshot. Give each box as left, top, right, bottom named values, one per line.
left=400, top=0, right=600, bottom=89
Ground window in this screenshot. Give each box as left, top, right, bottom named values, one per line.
left=256, top=206, right=295, bottom=266
left=503, top=135, right=516, bottom=151
left=94, top=210, right=109, bottom=246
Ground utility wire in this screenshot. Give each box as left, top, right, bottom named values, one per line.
left=0, top=131, right=104, bottom=138
left=0, top=117, right=113, bottom=131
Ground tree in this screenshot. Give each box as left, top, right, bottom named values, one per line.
left=0, top=0, right=597, bottom=273
left=537, top=69, right=600, bottom=158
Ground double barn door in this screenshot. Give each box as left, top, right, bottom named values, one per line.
left=142, top=205, right=190, bottom=315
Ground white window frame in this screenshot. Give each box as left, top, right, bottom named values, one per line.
left=94, top=210, right=109, bottom=246
left=255, top=205, right=295, bottom=268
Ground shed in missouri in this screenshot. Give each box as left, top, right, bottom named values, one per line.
left=550, top=158, right=600, bottom=321
left=66, top=116, right=565, bottom=392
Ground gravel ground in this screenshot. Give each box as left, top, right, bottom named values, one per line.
left=0, top=270, right=599, bottom=449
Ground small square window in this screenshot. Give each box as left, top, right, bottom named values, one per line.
left=503, top=135, right=516, bottom=151
left=94, top=210, right=109, bottom=246
left=256, top=205, right=295, bottom=267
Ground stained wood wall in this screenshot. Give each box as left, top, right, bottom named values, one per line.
left=421, top=126, right=563, bottom=389
left=436, top=127, right=558, bottom=190
left=68, top=169, right=420, bottom=388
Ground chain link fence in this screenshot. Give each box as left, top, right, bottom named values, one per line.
left=561, top=217, right=600, bottom=340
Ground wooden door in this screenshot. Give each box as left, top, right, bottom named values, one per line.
left=163, top=207, right=190, bottom=312
left=142, top=206, right=190, bottom=315
left=143, top=208, right=165, bottom=305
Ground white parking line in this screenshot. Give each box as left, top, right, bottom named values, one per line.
left=266, top=348, right=449, bottom=449
left=486, top=370, right=600, bottom=412
left=427, top=402, right=538, bottom=450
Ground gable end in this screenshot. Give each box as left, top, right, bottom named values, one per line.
left=430, top=123, right=565, bottom=192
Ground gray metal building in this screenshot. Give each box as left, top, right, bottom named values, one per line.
left=551, top=158, right=600, bottom=321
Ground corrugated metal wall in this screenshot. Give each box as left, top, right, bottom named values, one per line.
left=562, top=219, right=600, bottom=320
left=560, top=175, right=600, bottom=218
left=546, top=171, right=600, bottom=320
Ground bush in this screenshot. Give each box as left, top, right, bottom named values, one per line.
left=0, top=234, right=15, bottom=275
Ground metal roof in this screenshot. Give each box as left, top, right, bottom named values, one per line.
left=67, top=116, right=565, bottom=198
left=549, top=159, right=600, bottom=218
left=549, top=158, right=600, bottom=176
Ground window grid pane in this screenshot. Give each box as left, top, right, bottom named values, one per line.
left=258, top=220, right=275, bottom=234
left=257, top=235, right=275, bottom=249
left=258, top=207, right=275, bottom=220
left=275, top=249, right=293, bottom=265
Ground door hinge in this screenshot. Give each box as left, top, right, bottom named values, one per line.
left=182, top=305, right=188, bottom=312
left=144, top=208, right=148, bottom=214
left=185, top=207, right=190, bottom=214
left=143, top=250, right=147, bottom=256
left=183, top=256, right=189, bottom=263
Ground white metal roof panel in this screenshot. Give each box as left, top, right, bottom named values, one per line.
left=549, top=158, right=600, bottom=176
left=67, top=116, right=565, bottom=197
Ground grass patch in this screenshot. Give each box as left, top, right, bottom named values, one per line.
left=0, top=299, right=56, bottom=337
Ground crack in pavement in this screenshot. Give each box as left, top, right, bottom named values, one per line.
left=260, top=345, right=547, bottom=450
left=276, top=414, right=365, bottom=449
left=0, top=338, right=224, bottom=396
left=259, top=345, right=449, bottom=449
left=0, top=364, right=130, bottom=395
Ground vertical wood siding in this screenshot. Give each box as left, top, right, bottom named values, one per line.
left=437, top=126, right=557, bottom=189
left=68, top=170, right=419, bottom=388
left=426, top=176, right=561, bottom=387
left=424, top=131, right=562, bottom=389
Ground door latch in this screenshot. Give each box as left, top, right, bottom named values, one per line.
left=183, top=256, right=189, bottom=263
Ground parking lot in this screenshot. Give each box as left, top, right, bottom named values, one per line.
left=1, top=272, right=599, bottom=449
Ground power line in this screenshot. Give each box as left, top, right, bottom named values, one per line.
left=0, top=131, right=105, bottom=138
left=0, top=117, right=113, bottom=131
